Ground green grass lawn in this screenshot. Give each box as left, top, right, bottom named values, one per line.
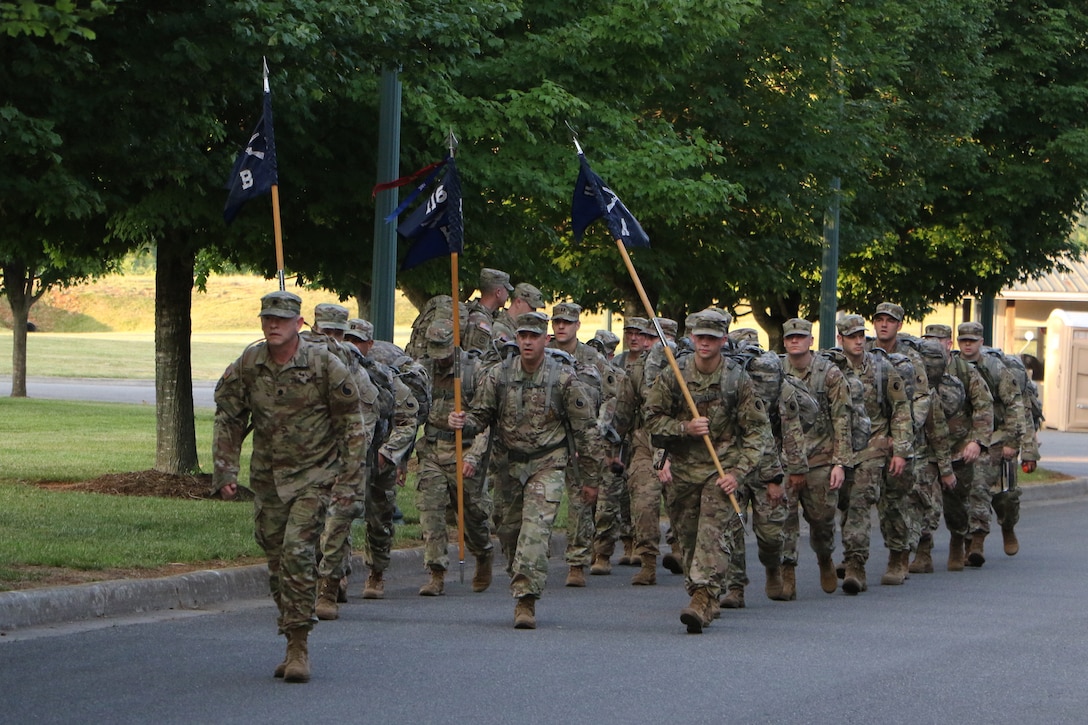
left=0, top=398, right=427, bottom=590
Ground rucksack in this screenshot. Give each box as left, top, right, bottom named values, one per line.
left=989, top=348, right=1044, bottom=430
left=728, top=342, right=783, bottom=431
left=405, top=294, right=469, bottom=360
left=820, top=349, right=873, bottom=452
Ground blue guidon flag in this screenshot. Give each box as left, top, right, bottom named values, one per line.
left=394, top=155, right=464, bottom=270
left=571, top=153, right=649, bottom=249
left=223, top=86, right=277, bottom=224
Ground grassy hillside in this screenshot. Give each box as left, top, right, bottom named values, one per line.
left=1, top=273, right=620, bottom=380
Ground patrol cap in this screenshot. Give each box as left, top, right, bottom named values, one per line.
left=874, top=302, right=904, bottom=321
left=551, top=302, right=582, bottom=322
left=512, top=282, right=544, bottom=309
left=690, top=314, right=728, bottom=339
left=516, top=311, right=550, bottom=335
left=922, top=323, right=952, bottom=340
left=783, top=318, right=812, bottom=337
left=623, top=317, right=649, bottom=331
left=313, top=303, right=350, bottom=331
left=259, top=290, right=302, bottom=318
left=958, top=321, right=984, bottom=341
left=836, top=314, right=867, bottom=336
left=345, top=318, right=374, bottom=342
left=425, top=319, right=455, bottom=358
left=700, top=307, right=733, bottom=328
left=643, top=317, right=678, bottom=337
left=480, top=267, right=513, bottom=292
left=728, top=328, right=759, bottom=345
left=593, top=329, right=620, bottom=353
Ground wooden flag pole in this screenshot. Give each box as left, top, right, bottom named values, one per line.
left=613, top=239, right=743, bottom=518
left=448, top=132, right=467, bottom=583
left=272, top=185, right=285, bottom=291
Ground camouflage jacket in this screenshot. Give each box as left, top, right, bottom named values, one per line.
left=212, top=338, right=369, bottom=503
left=420, top=351, right=490, bottom=468
left=847, top=350, right=913, bottom=463
left=459, top=353, right=606, bottom=489
left=779, top=353, right=853, bottom=473
left=959, top=351, right=1024, bottom=451
left=941, top=355, right=994, bottom=459
left=642, top=355, right=768, bottom=484
left=461, top=298, right=497, bottom=354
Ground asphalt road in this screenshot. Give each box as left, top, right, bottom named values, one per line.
left=2, top=376, right=217, bottom=408
left=3, top=496, right=1087, bottom=724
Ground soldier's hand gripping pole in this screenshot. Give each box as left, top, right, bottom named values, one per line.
left=612, top=239, right=744, bottom=520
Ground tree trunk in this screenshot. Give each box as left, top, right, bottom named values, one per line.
left=3, top=258, right=42, bottom=398
left=154, top=239, right=199, bottom=474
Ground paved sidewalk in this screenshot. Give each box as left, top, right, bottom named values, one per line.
left=3, top=429, right=1085, bottom=634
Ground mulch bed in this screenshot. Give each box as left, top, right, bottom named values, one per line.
left=35, top=470, right=253, bottom=500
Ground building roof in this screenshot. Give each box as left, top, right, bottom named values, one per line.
left=1002, top=258, right=1088, bottom=302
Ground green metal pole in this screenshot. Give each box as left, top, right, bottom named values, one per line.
left=980, top=295, right=995, bottom=346
left=371, top=67, right=402, bottom=342
left=818, top=176, right=841, bottom=350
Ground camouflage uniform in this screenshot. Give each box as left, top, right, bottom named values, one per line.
left=958, top=322, right=1033, bottom=560
left=416, top=335, right=493, bottom=575
left=779, top=335, right=853, bottom=574
left=835, top=316, right=913, bottom=586
left=456, top=313, right=606, bottom=601
left=720, top=335, right=788, bottom=600
left=642, top=323, right=769, bottom=607
left=627, top=319, right=679, bottom=571
left=298, top=319, right=383, bottom=596
left=212, top=293, right=368, bottom=636
left=548, top=303, right=613, bottom=575
left=461, top=267, right=512, bottom=354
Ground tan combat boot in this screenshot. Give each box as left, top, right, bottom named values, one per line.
left=661, top=547, right=684, bottom=575
left=274, top=633, right=289, bottom=678
left=880, top=550, right=908, bottom=586
left=362, top=570, right=384, bottom=599
left=680, top=587, right=712, bottom=634
left=282, top=629, right=310, bottom=683
left=337, top=576, right=349, bottom=603
left=948, top=533, right=965, bottom=571
left=315, top=577, right=340, bottom=621
left=966, top=531, right=987, bottom=567
left=565, top=565, right=587, bottom=587
left=514, top=595, right=536, bottom=629
left=843, top=557, right=867, bottom=595
left=472, top=551, right=493, bottom=593
left=817, top=555, right=838, bottom=594
left=909, top=534, right=934, bottom=574
left=619, top=537, right=637, bottom=566
left=419, top=568, right=445, bottom=596
left=720, top=586, right=746, bottom=609
left=589, top=554, right=612, bottom=576
left=780, top=564, right=797, bottom=601
left=631, top=554, right=657, bottom=586
left=1002, top=524, right=1019, bottom=556
left=765, top=566, right=787, bottom=600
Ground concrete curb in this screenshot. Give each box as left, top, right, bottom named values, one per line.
left=2, top=481, right=1084, bottom=633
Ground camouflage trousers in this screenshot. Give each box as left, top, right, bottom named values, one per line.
left=627, top=433, right=665, bottom=559
left=979, top=446, right=1021, bottom=530
left=317, top=476, right=366, bottom=581
left=722, top=479, right=787, bottom=590
left=416, top=439, right=493, bottom=572
left=941, top=458, right=980, bottom=537
left=665, top=468, right=744, bottom=597
left=838, top=457, right=884, bottom=564
left=907, top=461, right=943, bottom=550
left=878, top=458, right=918, bottom=553
left=254, top=483, right=331, bottom=634
left=592, top=468, right=631, bottom=558
left=499, top=450, right=567, bottom=599
left=564, top=461, right=596, bottom=567
left=487, top=447, right=510, bottom=531
left=361, top=461, right=398, bottom=574
left=782, top=464, right=839, bottom=565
